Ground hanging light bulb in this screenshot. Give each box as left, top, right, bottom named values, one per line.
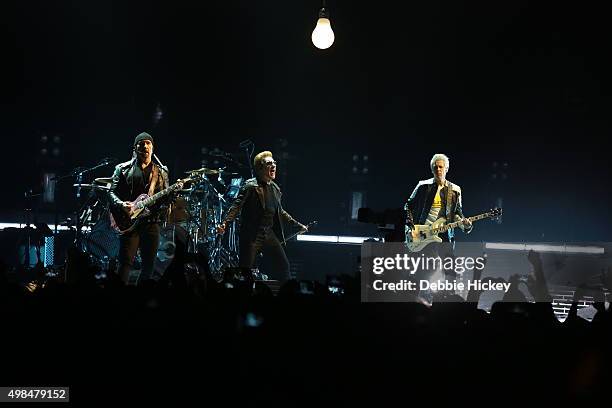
left=311, top=6, right=335, bottom=50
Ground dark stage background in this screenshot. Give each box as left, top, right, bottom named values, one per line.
left=4, top=0, right=611, bottom=242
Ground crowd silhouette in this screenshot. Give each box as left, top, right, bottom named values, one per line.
left=1, top=249, right=610, bottom=403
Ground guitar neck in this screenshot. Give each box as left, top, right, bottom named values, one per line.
left=140, top=178, right=189, bottom=208
left=432, top=213, right=492, bottom=234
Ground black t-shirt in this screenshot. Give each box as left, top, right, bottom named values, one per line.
left=131, top=162, right=153, bottom=198
left=260, top=181, right=278, bottom=228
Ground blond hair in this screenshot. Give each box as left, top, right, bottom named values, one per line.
left=253, top=151, right=273, bottom=169
left=430, top=153, right=450, bottom=171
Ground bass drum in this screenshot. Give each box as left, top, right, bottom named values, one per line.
left=82, top=210, right=120, bottom=261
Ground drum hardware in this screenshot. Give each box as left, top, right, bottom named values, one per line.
left=185, top=167, right=220, bottom=175
left=67, top=155, right=247, bottom=285
left=72, top=184, right=111, bottom=191
left=170, top=166, right=242, bottom=282
left=93, top=177, right=113, bottom=185
left=53, top=158, right=117, bottom=248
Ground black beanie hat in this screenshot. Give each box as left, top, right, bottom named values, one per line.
left=134, top=132, right=154, bottom=146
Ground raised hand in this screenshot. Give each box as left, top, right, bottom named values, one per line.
left=527, top=249, right=542, bottom=268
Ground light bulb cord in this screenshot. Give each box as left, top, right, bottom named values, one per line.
left=319, top=0, right=330, bottom=19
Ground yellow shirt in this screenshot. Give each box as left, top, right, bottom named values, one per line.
left=431, top=185, right=443, bottom=209
left=426, top=184, right=444, bottom=225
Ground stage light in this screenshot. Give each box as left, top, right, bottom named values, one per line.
left=153, top=102, right=163, bottom=125
left=485, top=243, right=604, bottom=254
left=311, top=4, right=335, bottom=50
left=297, top=235, right=338, bottom=243
left=295, top=234, right=380, bottom=244
left=0, top=222, right=89, bottom=232
left=43, top=173, right=56, bottom=203
left=337, top=236, right=370, bottom=244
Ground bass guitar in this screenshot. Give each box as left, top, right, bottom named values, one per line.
left=405, top=208, right=502, bottom=252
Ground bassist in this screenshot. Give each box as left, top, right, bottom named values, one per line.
left=404, top=154, right=472, bottom=300
left=405, top=153, right=473, bottom=245
left=109, top=132, right=170, bottom=285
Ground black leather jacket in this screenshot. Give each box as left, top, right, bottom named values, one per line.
left=404, top=178, right=472, bottom=241
left=222, top=178, right=301, bottom=245
left=109, top=158, right=170, bottom=223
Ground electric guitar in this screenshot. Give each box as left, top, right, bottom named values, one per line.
left=405, top=208, right=502, bottom=252
left=110, top=176, right=195, bottom=235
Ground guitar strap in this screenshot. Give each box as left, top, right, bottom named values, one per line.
left=147, top=165, right=158, bottom=196
left=445, top=181, right=453, bottom=220
left=445, top=180, right=454, bottom=242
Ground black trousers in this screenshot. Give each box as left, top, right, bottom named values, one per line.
left=117, top=222, right=160, bottom=284
left=239, top=228, right=290, bottom=282
left=411, top=239, right=457, bottom=300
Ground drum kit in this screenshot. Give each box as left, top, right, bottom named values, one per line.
left=166, top=166, right=242, bottom=282
left=76, top=177, right=118, bottom=268
left=74, top=165, right=244, bottom=283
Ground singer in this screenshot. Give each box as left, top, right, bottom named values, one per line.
left=109, top=132, right=171, bottom=285
left=216, top=151, right=308, bottom=283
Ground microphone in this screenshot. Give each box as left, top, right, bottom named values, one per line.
left=100, top=157, right=117, bottom=165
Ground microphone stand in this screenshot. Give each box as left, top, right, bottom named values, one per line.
left=239, top=140, right=254, bottom=179
left=20, top=190, right=39, bottom=268
left=52, top=159, right=116, bottom=246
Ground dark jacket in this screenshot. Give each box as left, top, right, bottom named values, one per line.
left=404, top=178, right=472, bottom=241
left=222, top=178, right=300, bottom=245
left=109, top=158, right=170, bottom=223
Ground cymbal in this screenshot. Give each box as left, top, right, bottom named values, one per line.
left=219, top=170, right=239, bottom=176
left=73, top=184, right=111, bottom=191
left=185, top=167, right=219, bottom=175
left=93, top=177, right=113, bottom=185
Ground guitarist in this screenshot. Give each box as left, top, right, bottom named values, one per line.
left=404, top=154, right=472, bottom=298
left=216, top=151, right=308, bottom=283
left=109, top=132, right=170, bottom=285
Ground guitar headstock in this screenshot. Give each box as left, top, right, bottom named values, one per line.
left=488, top=208, right=503, bottom=219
